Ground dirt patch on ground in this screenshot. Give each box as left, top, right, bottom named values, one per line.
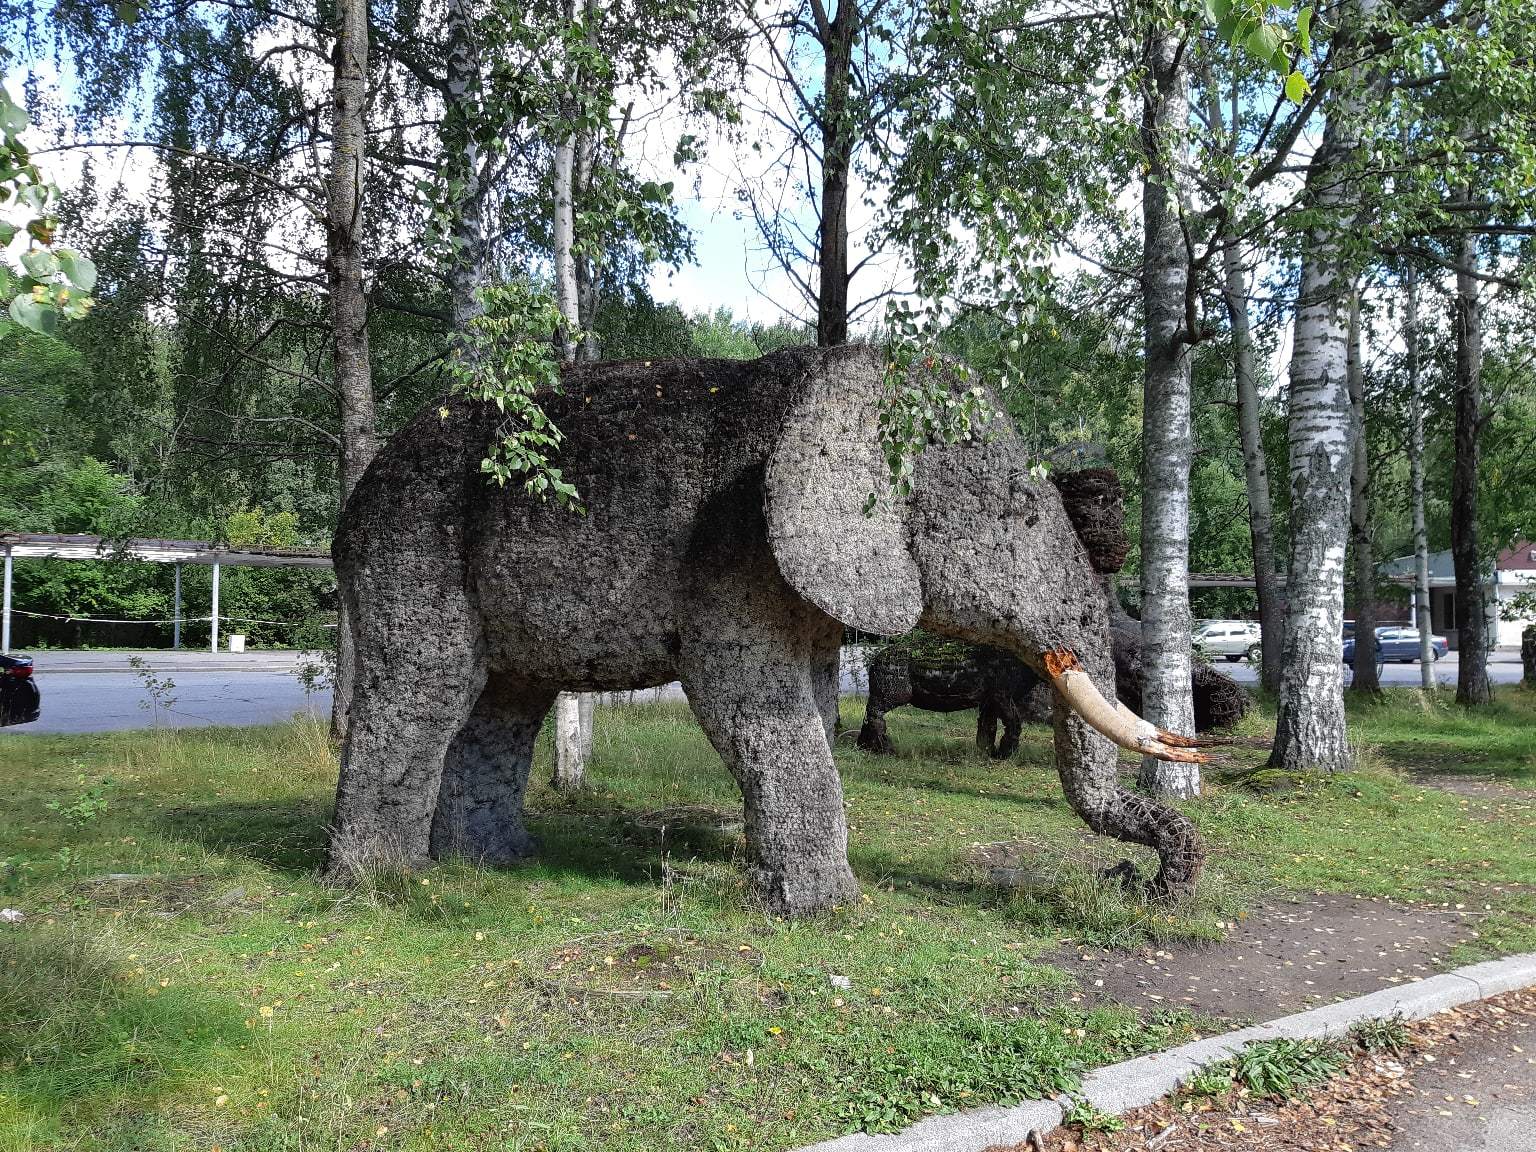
left=989, top=986, right=1536, bottom=1152
left=1053, top=894, right=1482, bottom=1025
left=1407, top=770, right=1536, bottom=803
left=533, top=928, right=761, bottom=999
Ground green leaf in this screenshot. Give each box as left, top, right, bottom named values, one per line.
left=9, top=292, right=57, bottom=335
left=0, top=100, right=26, bottom=136
left=1284, top=70, right=1310, bottom=105
left=1245, top=24, right=1285, bottom=67
left=115, top=1, right=140, bottom=23
left=0, top=221, right=16, bottom=245
left=20, top=248, right=58, bottom=279
left=58, top=250, right=97, bottom=291
left=1297, top=7, right=1313, bottom=53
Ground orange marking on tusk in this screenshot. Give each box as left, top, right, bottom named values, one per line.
left=1041, top=648, right=1081, bottom=678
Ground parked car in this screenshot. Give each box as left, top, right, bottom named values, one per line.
left=0, top=653, right=39, bottom=726
left=1343, top=627, right=1448, bottom=665
left=1193, top=620, right=1264, bottom=663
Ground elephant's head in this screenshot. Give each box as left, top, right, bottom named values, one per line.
left=764, top=344, right=1205, bottom=767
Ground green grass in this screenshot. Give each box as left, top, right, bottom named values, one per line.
left=1, top=688, right=1534, bottom=1150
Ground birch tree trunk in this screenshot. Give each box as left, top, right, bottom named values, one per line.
left=1452, top=230, right=1490, bottom=706
left=445, top=0, right=486, bottom=332
left=1136, top=29, right=1197, bottom=798
left=1269, top=0, right=1379, bottom=774
left=1346, top=291, right=1380, bottom=694
left=551, top=0, right=592, bottom=787
left=1405, top=261, right=1434, bottom=689
left=814, top=0, right=856, bottom=346
left=328, top=0, right=377, bottom=741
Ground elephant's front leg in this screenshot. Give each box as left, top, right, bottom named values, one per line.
left=681, top=619, right=858, bottom=917
left=430, top=677, right=556, bottom=864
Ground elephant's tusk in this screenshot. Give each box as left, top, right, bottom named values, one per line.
left=1110, top=699, right=1233, bottom=748
left=1042, top=648, right=1212, bottom=765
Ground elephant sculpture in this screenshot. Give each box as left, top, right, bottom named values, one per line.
left=326, top=345, right=1207, bottom=914
left=857, top=467, right=1249, bottom=757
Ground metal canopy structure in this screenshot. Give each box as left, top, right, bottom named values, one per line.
left=0, top=532, right=333, bottom=654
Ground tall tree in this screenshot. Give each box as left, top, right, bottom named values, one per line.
left=1450, top=230, right=1490, bottom=705
left=328, top=0, right=379, bottom=738
left=1345, top=289, right=1379, bottom=694
left=1136, top=24, right=1198, bottom=799
left=1404, top=259, right=1434, bottom=689
left=1270, top=0, right=1380, bottom=774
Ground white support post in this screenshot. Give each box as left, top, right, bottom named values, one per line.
left=2, top=547, right=11, bottom=654
left=172, top=564, right=182, bottom=649
left=210, top=560, right=220, bottom=653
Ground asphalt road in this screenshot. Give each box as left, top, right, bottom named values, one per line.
left=1, top=649, right=1523, bottom=735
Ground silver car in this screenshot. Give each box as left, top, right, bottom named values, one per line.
left=1193, top=620, right=1263, bottom=662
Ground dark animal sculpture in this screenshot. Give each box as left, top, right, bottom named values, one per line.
left=858, top=639, right=1038, bottom=760
left=857, top=467, right=1249, bottom=757
left=857, top=632, right=1250, bottom=759
left=326, top=345, right=1209, bottom=913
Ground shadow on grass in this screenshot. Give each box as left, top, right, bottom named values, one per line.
left=151, top=790, right=747, bottom=891
left=153, top=797, right=334, bottom=873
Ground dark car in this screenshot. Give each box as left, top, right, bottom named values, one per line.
left=0, top=653, right=40, bottom=725
left=1343, top=627, right=1448, bottom=666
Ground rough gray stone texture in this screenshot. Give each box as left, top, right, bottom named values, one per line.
left=327, top=344, right=1200, bottom=911
left=857, top=467, right=1246, bottom=759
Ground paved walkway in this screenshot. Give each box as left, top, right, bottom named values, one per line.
left=1383, top=993, right=1536, bottom=1150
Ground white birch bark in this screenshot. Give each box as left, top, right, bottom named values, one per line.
left=445, top=0, right=486, bottom=332
left=1136, top=28, right=1197, bottom=798
left=551, top=0, right=590, bottom=786
left=327, top=0, right=377, bottom=741
left=1405, top=261, right=1433, bottom=688
left=1270, top=0, right=1380, bottom=773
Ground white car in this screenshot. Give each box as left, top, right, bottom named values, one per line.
left=1193, top=620, right=1263, bottom=663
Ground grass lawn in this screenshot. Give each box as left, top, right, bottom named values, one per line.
left=2, top=688, right=1534, bottom=1151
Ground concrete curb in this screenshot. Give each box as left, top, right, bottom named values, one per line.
left=794, top=950, right=1536, bottom=1152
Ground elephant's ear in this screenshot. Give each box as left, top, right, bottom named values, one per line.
left=764, top=346, right=924, bottom=637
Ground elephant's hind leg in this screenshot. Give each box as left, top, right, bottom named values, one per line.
left=975, top=698, right=1000, bottom=757
left=857, top=656, right=908, bottom=754
left=431, top=677, right=556, bottom=864
left=812, top=648, right=841, bottom=747
left=993, top=694, right=1023, bottom=760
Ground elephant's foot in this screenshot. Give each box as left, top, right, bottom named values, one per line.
left=429, top=815, right=538, bottom=866
left=856, top=717, right=895, bottom=754
left=321, top=824, right=432, bottom=886
left=748, top=856, right=861, bottom=918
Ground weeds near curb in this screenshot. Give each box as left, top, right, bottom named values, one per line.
left=1186, top=1036, right=1349, bottom=1102
left=1063, top=1096, right=1126, bottom=1133
left=1350, top=1012, right=1410, bottom=1054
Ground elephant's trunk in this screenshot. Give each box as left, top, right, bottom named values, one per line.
left=1041, top=648, right=1214, bottom=764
